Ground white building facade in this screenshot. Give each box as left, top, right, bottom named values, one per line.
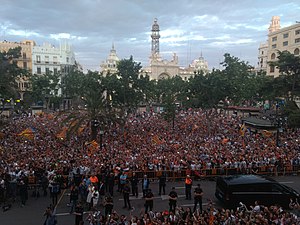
left=257, top=16, right=300, bottom=77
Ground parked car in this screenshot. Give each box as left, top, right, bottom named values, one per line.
left=215, top=175, right=300, bottom=208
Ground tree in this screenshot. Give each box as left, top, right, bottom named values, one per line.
left=0, top=47, right=27, bottom=99
left=116, top=56, right=143, bottom=114
left=30, top=72, right=60, bottom=110
left=270, top=51, right=300, bottom=101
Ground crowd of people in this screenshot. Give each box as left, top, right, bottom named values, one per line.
left=0, top=109, right=300, bottom=224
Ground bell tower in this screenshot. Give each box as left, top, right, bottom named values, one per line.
left=268, top=16, right=281, bottom=33
left=151, top=18, right=160, bottom=55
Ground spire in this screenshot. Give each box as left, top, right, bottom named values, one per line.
left=151, top=18, right=160, bottom=55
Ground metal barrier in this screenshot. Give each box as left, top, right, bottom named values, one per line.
left=24, top=164, right=300, bottom=187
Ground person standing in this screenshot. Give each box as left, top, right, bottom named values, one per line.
left=144, top=189, right=154, bottom=213
left=104, top=195, right=114, bottom=217
left=122, top=182, right=132, bottom=209
left=158, top=171, right=167, bottom=195
left=108, top=173, right=115, bottom=197
left=92, top=187, right=100, bottom=210
left=130, top=172, right=139, bottom=197
left=168, top=187, right=178, bottom=213
left=185, top=175, right=193, bottom=200
left=193, top=183, right=203, bottom=213
left=74, top=202, right=84, bottom=225
left=18, top=180, right=28, bottom=207
left=119, top=171, right=127, bottom=193
left=142, top=175, right=150, bottom=198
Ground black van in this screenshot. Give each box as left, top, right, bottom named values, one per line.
left=215, top=175, right=300, bottom=208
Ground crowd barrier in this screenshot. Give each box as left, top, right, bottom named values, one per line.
left=24, top=164, right=300, bottom=188
left=128, top=164, right=300, bottom=181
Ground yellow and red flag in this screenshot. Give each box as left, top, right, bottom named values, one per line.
left=18, top=128, right=35, bottom=140
left=56, top=127, right=68, bottom=140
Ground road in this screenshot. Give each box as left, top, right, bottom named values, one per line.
left=1, top=175, right=300, bottom=225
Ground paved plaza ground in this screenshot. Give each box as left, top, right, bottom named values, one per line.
left=1, top=176, right=300, bottom=225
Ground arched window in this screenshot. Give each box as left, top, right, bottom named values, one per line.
left=294, top=48, right=299, bottom=55
left=271, top=53, right=276, bottom=60
left=270, top=65, right=275, bottom=73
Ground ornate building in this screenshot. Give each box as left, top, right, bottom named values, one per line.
left=100, top=19, right=210, bottom=80
left=257, top=16, right=300, bottom=77
left=100, top=43, right=119, bottom=75
left=143, top=18, right=209, bottom=80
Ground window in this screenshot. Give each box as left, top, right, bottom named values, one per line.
left=272, top=36, right=277, bottom=42
left=36, top=55, right=41, bottom=63
left=270, top=65, right=275, bottom=73
left=66, top=57, right=69, bottom=63
left=54, top=68, right=58, bottom=74
left=22, top=52, right=26, bottom=59
left=283, top=33, right=289, bottom=38
left=23, top=62, right=27, bottom=69
left=45, top=67, right=50, bottom=74
left=272, top=44, right=277, bottom=49
left=45, top=56, right=49, bottom=64
left=261, top=51, right=264, bottom=55
left=283, top=41, right=288, bottom=46
left=53, top=56, right=58, bottom=64
left=295, top=30, right=300, bottom=35
left=294, top=48, right=299, bottom=55
left=37, top=67, right=41, bottom=74
left=271, top=53, right=276, bottom=60
left=295, top=38, right=300, bottom=43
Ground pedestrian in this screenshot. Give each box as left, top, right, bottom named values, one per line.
left=50, top=181, right=60, bottom=206
left=144, top=188, right=154, bottom=213
left=108, top=173, right=115, bottom=197
left=73, top=202, right=84, bottom=225
left=185, top=175, right=192, bottom=200
left=122, top=181, right=132, bottom=210
left=168, top=187, right=178, bottom=213
left=142, top=175, right=150, bottom=198
left=92, top=187, right=100, bottom=209
left=18, top=180, right=28, bottom=207
left=158, top=171, right=167, bottom=195
left=193, top=183, right=203, bottom=213
left=43, top=205, right=57, bottom=225
left=130, top=172, right=139, bottom=197
left=119, top=171, right=127, bottom=193
left=104, top=195, right=114, bottom=217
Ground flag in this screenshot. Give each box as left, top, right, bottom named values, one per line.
left=152, top=135, right=163, bottom=145
left=85, top=140, right=99, bottom=155
left=18, top=128, right=35, bottom=140
left=261, top=130, right=273, bottom=138
left=239, top=124, right=247, bottom=136
left=56, top=127, right=67, bottom=140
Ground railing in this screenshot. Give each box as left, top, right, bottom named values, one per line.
left=24, top=164, right=300, bottom=188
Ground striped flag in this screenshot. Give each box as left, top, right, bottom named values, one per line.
left=18, top=128, right=35, bottom=140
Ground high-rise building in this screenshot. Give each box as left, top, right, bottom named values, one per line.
left=257, top=16, right=300, bottom=77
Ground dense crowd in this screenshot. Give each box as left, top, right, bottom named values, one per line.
left=1, top=109, right=300, bottom=224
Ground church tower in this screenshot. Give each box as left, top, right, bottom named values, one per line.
left=151, top=18, right=160, bottom=55
left=268, top=16, right=281, bottom=33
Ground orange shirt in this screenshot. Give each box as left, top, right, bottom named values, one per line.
left=90, top=176, right=98, bottom=183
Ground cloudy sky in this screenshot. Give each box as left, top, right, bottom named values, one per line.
left=1, top=0, right=300, bottom=71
